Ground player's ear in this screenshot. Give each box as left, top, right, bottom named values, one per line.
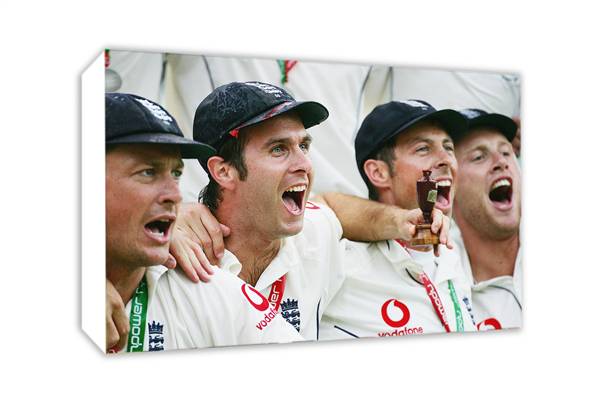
left=206, top=156, right=238, bottom=190
left=364, top=159, right=392, bottom=190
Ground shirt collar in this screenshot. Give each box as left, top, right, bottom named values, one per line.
left=377, top=240, right=424, bottom=276
left=145, top=265, right=169, bottom=301
left=381, top=240, right=463, bottom=284
left=254, top=237, right=301, bottom=291
left=451, top=225, right=476, bottom=286
left=514, top=247, right=522, bottom=301
left=452, top=224, right=522, bottom=297
left=219, top=250, right=243, bottom=276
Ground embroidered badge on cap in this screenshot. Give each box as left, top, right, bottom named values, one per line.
left=244, top=82, right=284, bottom=98
left=399, top=100, right=429, bottom=109
left=135, top=98, right=173, bottom=125
left=461, top=109, right=483, bottom=119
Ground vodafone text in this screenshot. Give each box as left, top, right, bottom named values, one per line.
left=378, top=326, right=424, bottom=337
left=255, top=307, right=279, bottom=330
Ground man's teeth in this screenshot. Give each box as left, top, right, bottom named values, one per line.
left=491, top=179, right=511, bottom=190
left=148, top=220, right=171, bottom=236
left=285, top=185, right=306, bottom=193
left=436, top=180, right=451, bottom=188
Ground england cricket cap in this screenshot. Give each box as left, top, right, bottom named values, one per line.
left=193, top=81, right=329, bottom=169
left=354, top=100, right=468, bottom=185
left=459, top=108, right=517, bottom=142
left=105, top=93, right=215, bottom=159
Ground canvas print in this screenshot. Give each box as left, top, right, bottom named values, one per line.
left=86, top=49, right=522, bottom=354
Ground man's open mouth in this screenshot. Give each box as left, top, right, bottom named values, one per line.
left=144, top=218, right=174, bottom=240
left=282, top=184, right=307, bottom=215
left=489, top=177, right=513, bottom=208
left=435, top=179, right=452, bottom=208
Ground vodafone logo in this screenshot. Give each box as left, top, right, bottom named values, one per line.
left=381, top=299, right=411, bottom=328
left=477, top=318, right=502, bottom=331
left=241, top=284, right=283, bottom=331
left=241, top=284, right=269, bottom=312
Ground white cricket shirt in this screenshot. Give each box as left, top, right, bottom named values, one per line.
left=451, top=226, right=523, bottom=330
left=119, top=266, right=302, bottom=353
left=220, top=201, right=346, bottom=341
left=320, top=240, right=477, bottom=340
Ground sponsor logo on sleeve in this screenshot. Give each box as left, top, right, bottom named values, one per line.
left=378, top=299, right=424, bottom=336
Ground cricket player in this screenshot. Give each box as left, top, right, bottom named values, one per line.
left=168, top=82, right=452, bottom=341
left=452, top=109, right=522, bottom=330
left=320, top=100, right=478, bottom=339
left=104, top=92, right=301, bottom=353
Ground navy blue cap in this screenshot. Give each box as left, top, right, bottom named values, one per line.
left=106, top=93, right=215, bottom=159
left=459, top=108, right=517, bottom=142
left=193, top=81, right=329, bottom=169
left=354, top=100, right=468, bottom=185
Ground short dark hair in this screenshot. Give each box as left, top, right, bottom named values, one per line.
left=365, top=136, right=397, bottom=201
left=199, top=130, right=250, bottom=212
left=364, top=118, right=448, bottom=201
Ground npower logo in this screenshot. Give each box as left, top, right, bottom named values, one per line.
left=241, top=284, right=270, bottom=312
left=381, top=299, right=411, bottom=328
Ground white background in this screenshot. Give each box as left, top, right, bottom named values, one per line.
left=1, top=1, right=598, bottom=398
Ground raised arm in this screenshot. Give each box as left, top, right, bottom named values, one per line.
left=317, top=192, right=452, bottom=252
